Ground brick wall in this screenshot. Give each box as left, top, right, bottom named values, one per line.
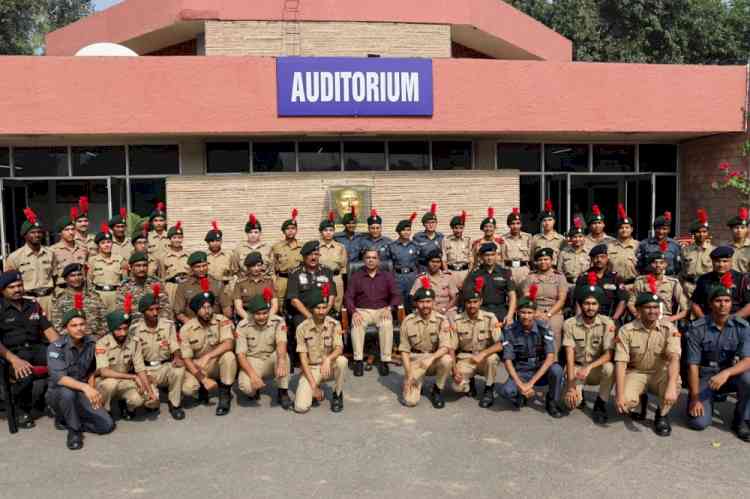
left=680, top=132, right=750, bottom=243
left=166, top=171, right=518, bottom=253
left=205, top=21, right=451, bottom=57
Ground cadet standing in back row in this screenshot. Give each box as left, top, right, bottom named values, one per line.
left=271, top=209, right=303, bottom=311
left=441, top=211, right=473, bottom=288
left=502, top=208, right=532, bottom=286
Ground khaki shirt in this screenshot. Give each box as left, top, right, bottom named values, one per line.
left=733, top=245, right=750, bottom=273
left=130, top=317, right=180, bottom=364
left=471, top=237, right=508, bottom=269
left=158, top=249, right=189, bottom=281
left=271, top=239, right=302, bottom=274
left=232, top=276, right=276, bottom=305
left=501, top=232, right=532, bottom=262
left=148, top=231, right=170, bottom=259
left=230, top=241, right=274, bottom=279
left=75, top=232, right=98, bottom=256
left=452, top=310, right=502, bottom=354
left=5, top=244, right=55, bottom=291
left=173, top=276, right=231, bottom=319
left=409, top=271, right=458, bottom=312
left=530, top=231, right=565, bottom=264
left=51, top=288, right=108, bottom=338
left=441, top=235, right=473, bottom=268
left=295, top=316, right=343, bottom=365
left=614, top=319, right=681, bottom=373
left=557, top=246, right=590, bottom=284
left=235, top=315, right=287, bottom=360
left=116, top=277, right=172, bottom=323
left=398, top=311, right=452, bottom=354
left=87, top=253, right=125, bottom=287
left=50, top=241, right=88, bottom=279
left=628, top=275, right=687, bottom=316
left=607, top=238, right=639, bottom=282
left=111, top=237, right=133, bottom=263
left=179, top=314, right=235, bottom=359
left=207, top=249, right=233, bottom=283
left=583, top=234, right=615, bottom=255
left=318, top=240, right=347, bottom=275
left=681, top=242, right=715, bottom=282
left=562, top=315, right=615, bottom=365
left=520, top=271, right=568, bottom=310
left=95, top=333, right=144, bottom=374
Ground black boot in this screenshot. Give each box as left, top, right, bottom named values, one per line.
left=629, top=393, right=648, bottom=421
left=168, top=403, right=185, bottom=421
left=15, top=409, right=35, bottom=429
left=468, top=377, right=477, bottom=398
left=479, top=385, right=495, bottom=408
left=277, top=388, right=293, bottom=411
left=119, top=400, right=136, bottom=421
left=592, top=397, right=608, bottom=425
left=653, top=409, right=672, bottom=436
left=377, top=361, right=390, bottom=377
left=512, top=392, right=527, bottom=409
left=54, top=415, right=67, bottom=431
left=546, top=396, right=563, bottom=418
left=198, top=386, right=210, bottom=405
left=67, top=430, right=83, bottom=451
left=353, top=360, right=364, bottom=377
left=732, top=420, right=750, bottom=442
left=330, top=391, right=344, bottom=413
left=215, top=383, right=232, bottom=416
left=429, top=385, right=445, bottom=409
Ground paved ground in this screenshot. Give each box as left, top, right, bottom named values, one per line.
left=2, top=365, right=748, bottom=499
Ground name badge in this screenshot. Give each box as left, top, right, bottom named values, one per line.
left=299, top=274, right=309, bottom=285
left=603, top=284, right=616, bottom=290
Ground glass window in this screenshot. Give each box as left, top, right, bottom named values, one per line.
left=388, top=141, right=429, bottom=171
left=593, top=144, right=635, bottom=172
left=654, top=176, right=677, bottom=237
left=519, top=175, right=542, bottom=230
left=545, top=144, right=589, bottom=172
left=298, top=141, right=340, bottom=172
left=130, top=178, right=166, bottom=218
left=432, top=141, right=472, bottom=170
left=0, top=148, right=9, bottom=177
left=206, top=142, right=249, bottom=174
left=13, top=147, right=68, bottom=177
left=544, top=175, right=569, bottom=232
left=498, top=143, right=541, bottom=172
left=253, top=141, right=296, bottom=173
left=344, top=142, right=385, bottom=171
left=71, top=146, right=126, bottom=176
left=640, top=144, right=677, bottom=172
left=129, top=145, right=179, bottom=175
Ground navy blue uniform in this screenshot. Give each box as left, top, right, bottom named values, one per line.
left=462, top=265, right=513, bottom=321
left=691, top=270, right=750, bottom=316
left=413, top=231, right=444, bottom=271
left=353, top=235, right=392, bottom=263
left=636, top=238, right=682, bottom=276
left=499, top=320, right=563, bottom=402
left=388, top=239, right=420, bottom=313
left=334, top=231, right=362, bottom=264
left=46, top=335, right=114, bottom=434
left=686, top=316, right=750, bottom=430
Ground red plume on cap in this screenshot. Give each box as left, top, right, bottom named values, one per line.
left=740, top=207, right=749, bottom=222
left=123, top=292, right=133, bottom=315
left=697, top=209, right=708, bottom=225
left=430, top=203, right=437, bottom=215
left=248, top=213, right=257, bottom=225
left=119, top=208, right=127, bottom=219
left=74, top=292, right=83, bottom=311
left=211, top=220, right=219, bottom=232
left=262, top=287, right=273, bottom=304
left=23, top=208, right=37, bottom=225
left=70, top=207, right=79, bottom=221
left=587, top=271, right=598, bottom=287
left=721, top=272, right=733, bottom=289
left=322, top=283, right=330, bottom=299
left=370, top=209, right=378, bottom=218
left=512, top=207, right=520, bottom=215
left=78, top=196, right=89, bottom=214
left=100, top=222, right=110, bottom=234
left=156, top=201, right=165, bottom=212
left=474, top=276, right=485, bottom=294
left=175, top=221, right=182, bottom=231
left=617, top=203, right=627, bottom=220
left=544, top=199, right=553, bottom=212
left=487, top=207, right=495, bottom=219
left=573, top=217, right=583, bottom=229
left=647, top=274, right=658, bottom=294
left=591, top=204, right=601, bottom=216
left=151, top=283, right=160, bottom=298
left=659, top=240, right=668, bottom=253
left=350, top=205, right=356, bottom=218
left=328, top=210, right=335, bottom=222
left=409, top=212, right=417, bottom=223
left=664, top=211, right=672, bottom=223
left=528, top=283, right=539, bottom=302
left=420, top=276, right=431, bottom=289
left=200, top=277, right=210, bottom=293
left=460, top=210, right=467, bottom=225
left=141, top=221, right=149, bottom=235
left=291, top=208, right=298, bottom=220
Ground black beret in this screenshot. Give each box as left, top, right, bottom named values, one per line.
left=534, top=247, right=554, bottom=260
left=478, top=242, right=497, bottom=254
left=425, top=248, right=443, bottom=261
left=589, top=244, right=608, bottom=258
left=62, top=263, right=84, bottom=279
left=710, top=246, right=734, bottom=260
left=244, top=252, right=264, bottom=267
left=0, top=271, right=23, bottom=289
left=301, top=240, right=320, bottom=257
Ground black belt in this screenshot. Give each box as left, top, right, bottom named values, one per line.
left=221, top=280, right=231, bottom=285
left=166, top=274, right=188, bottom=284
left=504, top=260, right=529, bottom=268
left=277, top=272, right=290, bottom=278
left=25, top=288, right=53, bottom=298
left=394, top=267, right=416, bottom=274
left=333, top=270, right=341, bottom=276
left=94, top=284, right=119, bottom=292
left=623, top=278, right=636, bottom=285
left=448, top=263, right=469, bottom=271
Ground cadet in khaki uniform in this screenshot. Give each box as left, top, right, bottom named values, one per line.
left=108, top=209, right=133, bottom=264
left=583, top=205, right=615, bottom=254
left=130, top=288, right=185, bottom=420
left=627, top=246, right=688, bottom=323
left=681, top=209, right=715, bottom=299
left=399, top=283, right=454, bottom=408
left=204, top=222, right=233, bottom=286
left=607, top=205, right=639, bottom=289
left=519, top=248, right=568, bottom=353
left=562, top=282, right=616, bottom=424
left=451, top=277, right=504, bottom=408
left=235, top=292, right=292, bottom=410
left=615, top=287, right=682, bottom=437
left=441, top=211, right=473, bottom=288
left=130, top=225, right=160, bottom=278
left=294, top=287, right=347, bottom=413
left=180, top=285, right=237, bottom=416
left=318, top=212, right=348, bottom=313
left=4, top=208, right=56, bottom=318
left=51, top=264, right=108, bottom=339
left=502, top=208, right=532, bottom=286
left=271, top=209, right=303, bottom=309
left=727, top=208, right=750, bottom=271
left=147, top=203, right=170, bottom=260
left=410, top=249, right=458, bottom=319
left=73, top=196, right=98, bottom=256
left=173, top=252, right=232, bottom=324
left=233, top=252, right=278, bottom=320
left=50, top=211, right=88, bottom=287
left=557, top=218, right=590, bottom=285
left=530, top=200, right=566, bottom=267
left=117, top=252, right=172, bottom=323
left=231, top=213, right=274, bottom=282
left=88, top=225, right=127, bottom=312
left=471, top=208, right=508, bottom=270
left=157, top=222, right=189, bottom=307
left=96, top=306, right=156, bottom=419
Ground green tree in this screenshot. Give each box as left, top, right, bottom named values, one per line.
left=0, top=0, right=92, bottom=55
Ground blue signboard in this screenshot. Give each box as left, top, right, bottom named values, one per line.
left=276, top=57, right=433, bottom=117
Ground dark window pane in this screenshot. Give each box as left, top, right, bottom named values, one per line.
left=344, top=142, right=385, bottom=171
left=253, top=141, right=296, bottom=172
left=206, top=142, right=249, bottom=174
left=545, top=144, right=588, bottom=172
left=72, top=146, right=126, bottom=176
left=130, top=178, right=166, bottom=218
left=388, top=141, right=429, bottom=171
left=519, top=175, right=541, bottom=230
left=498, top=143, right=541, bottom=171
left=544, top=175, right=568, bottom=232
left=655, top=176, right=677, bottom=237
left=593, top=144, right=635, bottom=172
left=432, top=141, right=472, bottom=170
left=0, top=148, right=9, bottom=177
left=129, top=145, right=179, bottom=175
left=299, top=141, right=340, bottom=172
left=13, top=147, right=68, bottom=177
left=640, top=144, right=677, bottom=172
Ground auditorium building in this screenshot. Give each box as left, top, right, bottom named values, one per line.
left=0, top=0, right=747, bottom=256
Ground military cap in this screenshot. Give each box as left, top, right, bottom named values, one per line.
left=367, top=209, right=382, bottom=226
left=149, top=202, right=167, bottom=222
left=138, top=284, right=162, bottom=313
left=108, top=208, right=128, bottom=228
left=76, top=197, right=90, bottom=219
left=205, top=221, right=222, bottom=242
left=587, top=205, right=605, bottom=225
left=727, top=208, right=749, bottom=228
left=301, top=240, right=320, bottom=257
left=421, top=203, right=438, bottom=224
left=131, top=229, right=148, bottom=245
left=534, top=247, right=555, bottom=260
left=635, top=275, right=661, bottom=307
left=652, top=211, right=673, bottom=228
left=95, top=224, right=114, bottom=245
left=589, top=244, right=608, bottom=258
left=450, top=211, right=467, bottom=228
left=106, top=311, right=131, bottom=332
left=567, top=217, right=585, bottom=237
left=342, top=206, right=357, bottom=225
left=20, top=208, right=43, bottom=237
left=708, top=273, right=734, bottom=302
left=167, top=222, right=183, bottom=238
left=396, top=212, right=417, bottom=234
left=61, top=263, right=84, bottom=279
left=62, top=293, right=86, bottom=326
left=425, top=247, right=443, bottom=261
left=281, top=208, right=299, bottom=231
left=478, top=242, right=497, bottom=254
left=506, top=208, right=521, bottom=226
left=245, top=213, right=262, bottom=233
left=189, top=289, right=215, bottom=313
left=54, top=215, right=75, bottom=234
left=710, top=246, right=734, bottom=260
left=244, top=251, right=263, bottom=267
left=465, top=277, right=485, bottom=301
left=645, top=251, right=666, bottom=266
left=616, top=203, right=634, bottom=228
left=319, top=211, right=336, bottom=232
left=689, top=209, right=710, bottom=234
left=517, top=284, right=539, bottom=310
left=246, top=289, right=274, bottom=314
left=480, top=208, right=497, bottom=230
left=575, top=272, right=605, bottom=304
left=413, top=286, right=436, bottom=302
left=187, top=251, right=208, bottom=267
left=540, top=199, right=555, bottom=221
left=304, top=285, right=330, bottom=309
left=0, top=271, right=23, bottom=289
left=129, top=251, right=149, bottom=265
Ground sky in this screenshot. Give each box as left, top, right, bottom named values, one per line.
left=94, top=0, right=123, bottom=11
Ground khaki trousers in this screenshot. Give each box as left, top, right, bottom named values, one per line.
left=403, top=353, right=454, bottom=407
left=145, top=363, right=185, bottom=407
left=35, top=295, right=53, bottom=321
left=538, top=308, right=564, bottom=353
left=294, top=356, right=347, bottom=413
left=275, top=276, right=289, bottom=312
left=164, top=282, right=179, bottom=311
left=623, top=368, right=681, bottom=416
left=351, top=308, right=393, bottom=362
left=452, top=352, right=500, bottom=392
left=95, top=290, right=117, bottom=313
left=238, top=354, right=291, bottom=396
left=96, top=378, right=144, bottom=412
left=568, top=362, right=615, bottom=402
left=182, top=352, right=238, bottom=398
left=332, top=274, right=344, bottom=312
left=509, top=266, right=530, bottom=288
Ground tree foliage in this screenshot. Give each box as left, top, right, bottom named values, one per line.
left=0, top=0, right=92, bottom=54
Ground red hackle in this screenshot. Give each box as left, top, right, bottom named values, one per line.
left=100, top=222, right=110, bottom=234
left=721, top=272, right=733, bottom=289
left=70, top=207, right=78, bottom=221
left=262, top=287, right=274, bottom=304
left=78, top=196, right=89, bottom=214
left=322, top=283, right=330, bottom=299
left=659, top=240, right=668, bottom=253
left=327, top=210, right=335, bottom=222
left=291, top=208, right=298, bottom=220
left=528, top=283, right=539, bottom=302
left=664, top=211, right=672, bottom=223
left=617, top=203, right=627, bottom=220
left=512, top=207, right=520, bottom=215
left=249, top=213, right=257, bottom=225
left=573, top=217, right=583, bottom=229
left=647, top=274, right=658, bottom=294
left=420, top=276, right=431, bottom=289
left=174, top=221, right=182, bottom=231
left=370, top=209, right=378, bottom=218
left=544, top=199, right=553, bottom=212
left=123, top=292, right=133, bottom=315
left=211, top=220, right=219, bottom=232
left=23, top=208, right=37, bottom=225
left=487, top=207, right=494, bottom=219
left=740, top=207, right=749, bottom=222
left=591, top=204, right=601, bottom=216
left=141, top=221, right=149, bottom=235
left=430, top=202, right=437, bottom=215
left=697, top=209, right=708, bottom=225
left=460, top=210, right=467, bottom=225
left=151, top=283, right=161, bottom=298
left=587, top=271, right=598, bottom=287
left=350, top=205, right=356, bottom=218
left=199, top=277, right=210, bottom=293
left=155, top=201, right=165, bottom=212
left=74, top=292, right=83, bottom=311
left=409, top=212, right=417, bottom=223
left=474, top=276, right=485, bottom=294
left=119, top=208, right=127, bottom=219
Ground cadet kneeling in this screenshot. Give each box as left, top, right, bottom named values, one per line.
left=399, top=277, right=454, bottom=408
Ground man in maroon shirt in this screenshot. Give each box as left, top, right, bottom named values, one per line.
left=345, top=249, right=402, bottom=377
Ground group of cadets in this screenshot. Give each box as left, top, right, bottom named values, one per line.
left=2, top=196, right=750, bottom=451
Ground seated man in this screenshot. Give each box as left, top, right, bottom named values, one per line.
left=562, top=273, right=616, bottom=424
left=0, top=271, right=59, bottom=429
left=179, top=279, right=238, bottom=416
left=451, top=277, right=503, bottom=409
left=500, top=285, right=564, bottom=418
left=615, top=281, right=681, bottom=437
left=235, top=289, right=292, bottom=410
left=46, top=298, right=114, bottom=450
left=286, top=240, right=336, bottom=331
left=95, top=298, right=156, bottom=420
left=345, top=248, right=402, bottom=377
left=686, top=274, right=750, bottom=441
left=399, top=278, right=454, bottom=409
left=295, top=286, right=347, bottom=414
left=51, top=263, right=108, bottom=338
left=130, top=285, right=185, bottom=420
